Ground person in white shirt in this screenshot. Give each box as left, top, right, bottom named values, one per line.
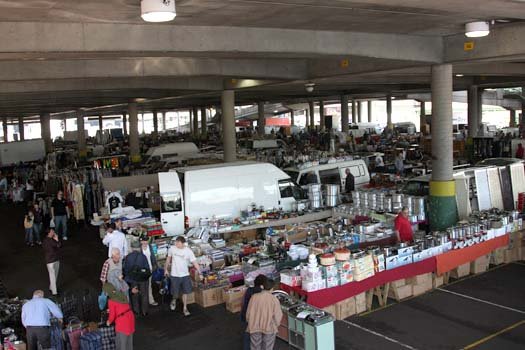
left=140, top=236, right=158, bottom=306
left=102, top=222, right=127, bottom=258
left=164, top=236, right=201, bottom=316
left=375, top=155, right=385, bottom=170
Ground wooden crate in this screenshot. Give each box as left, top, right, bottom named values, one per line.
left=470, top=255, right=489, bottom=274
left=388, top=283, right=412, bottom=301
left=355, top=292, right=367, bottom=314
left=432, top=274, right=444, bottom=289
left=335, top=297, right=356, bottom=320
left=450, top=263, right=470, bottom=279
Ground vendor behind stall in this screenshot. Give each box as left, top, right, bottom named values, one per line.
left=394, top=207, right=413, bottom=243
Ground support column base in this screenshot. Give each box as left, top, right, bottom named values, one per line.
left=429, top=181, right=458, bottom=231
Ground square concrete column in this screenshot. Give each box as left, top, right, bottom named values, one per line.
left=257, top=102, right=266, bottom=136
left=357, top=101, right=363, bottom=123
left=40, top=113, right=52, bottom=153
left=386, top=95, right=393, bottom=129
left=290, top=110, right=295, bottom=126
left=319, top=101, right=325, bottom=130
left=128, top=103, right=140, bottom=163
left=98, top=115, right=103, bottom=131
left=305, top=109, right=309, bottom=128
left=351, top=98, right=357, bottom=124
left=222, top=90, right=237, bottom=162
left=308, top=101, right=315, bottom=129
left=122, top=112, right=128, bottom=135
left=341, top=95, right=349, bottom=133
left=153, top=110, right=159, bottom=134
left=192, top=107, right=199, bottom=137
left=467, top=86, right=480, bottom=138
left=77, top=110, right=87, bottom=159
left=510, top=109, right=517, bottom=128
left=420, top=101, right=426, bottom=133
left=18, top=117, right=24, bottom=141
left=367, top=101, right=372, bottom=123
left=2, top=117, right=7, bottom=143
left=162, top=111, right=167, bottom=131
left=201, top=108, right=207, bottom=137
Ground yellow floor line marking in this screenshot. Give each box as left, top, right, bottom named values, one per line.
left=462, top=319, right=525, bottom=350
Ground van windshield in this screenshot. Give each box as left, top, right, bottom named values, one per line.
left=284, top=170, right=299, bottom=182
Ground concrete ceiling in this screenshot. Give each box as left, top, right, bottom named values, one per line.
left=0, top=1, right=525, bottom=118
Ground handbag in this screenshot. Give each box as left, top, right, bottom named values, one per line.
left=98, top=291, right=108, bottom=311
left=50, top=218, right=56, bottom=228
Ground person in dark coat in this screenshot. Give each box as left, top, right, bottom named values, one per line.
left=123, top=241, right=150, bottom=317
left=240, top=275, right=263, bottom=350
left=344, top=168, right=355, bottom=193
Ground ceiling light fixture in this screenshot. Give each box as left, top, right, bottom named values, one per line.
left=465, top=21, right=490, bottom=38
left=141, top=0, right=176, bottom=23
left=305, top=82, right=315, bottom=93
left=455, top=74, right=464, bottom=77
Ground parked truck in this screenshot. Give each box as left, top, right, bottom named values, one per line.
left=158, top=161, right=306, bottom=236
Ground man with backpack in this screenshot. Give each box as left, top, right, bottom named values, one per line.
left=123, top=240, right=150, bottom=317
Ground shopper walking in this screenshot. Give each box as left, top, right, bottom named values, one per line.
left=104, top=276, right=135, bottom=350
left=51, top=191, right=69, bottom=240
left=100, top=248, right=123, bottom=284
left=24, top=210, right=35, bottom=246
left=246, top=275, right=282, bottom=350
left=103, top=222, right=128, bottom=258
left=43, top=229, right=61, bottom=296
left=164, top=236, right=202, bottom=316
left=241, top=275, right=263, bottom=350
left=344, top=168, right=355, bottom=193
left=123, top=241, right=150, bottom=317
left=395, top=152, right=405, bottom=176
left=140, top=236, right=158, bottom=306
left=32, top=203, right=43, bottom=245
left=22, top=290, right=63, bottom=350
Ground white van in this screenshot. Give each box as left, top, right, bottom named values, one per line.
left=283, top=159, right=371, bottom=191
left=158, top=161, right=305, bottom=236
left=145, top=142, right=200, bottom=165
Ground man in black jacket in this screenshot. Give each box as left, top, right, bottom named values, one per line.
left=123, top=240, right=150, bottom=316
left=344, top=168, right=355, bottom=193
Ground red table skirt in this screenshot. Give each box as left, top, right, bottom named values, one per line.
left=281, top=257, right=436, bottom=308
left=435, top=234, right=509, bottom=275
left=280, top=234, right=510, bottom=308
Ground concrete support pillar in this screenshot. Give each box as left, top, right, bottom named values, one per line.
left=40, top=113, right=52, bottom=153
left=386, top=95, right=393, bottom=129
left=98, top=115, right=103, bottom=131
left=122, top=113, right=128, bottom=135
left=467, top=86, right=480, bottom=138
left=222, top=90, right=237, bottom=162
left=2, top=117, right=7, bottom=143
left=510, top=110, right=517, bottom=128
left=319, top=101, right=325, bottom=130
left=192, top=107, right=199, bottom=137
left=429, top=64, right=457, bottom=231
left=201, top=108, right=207, bottom=138
left=153, top=110, right=159, bottom=134
left=290, top=110, right=295, bottom=126
left=351, top=98, right=357, bottom=124
left=309, top=101, right=315, bottom=128
left=367, top=101, right=372, bottom=123
left=162, top=112, right=167, bottom=131
left=341, top=95, right=349, bottom=133
left=305, top=109, right=309, bottom=128
left=128, top=103, right=140, bottom=163
left=77, top=110, right=87, bottom=159
left=18, top=117, right=24, bottom=141
left=257, top=102, right=265, bottom=136
left=420, top=101, right=426, bottom=134
left=357, top=101, right=363, bottom=123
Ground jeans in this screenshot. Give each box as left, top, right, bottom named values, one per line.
left=47, top=261, right=60, bottom=295
left=25, top=228, right=34, bottom=244
left=33, top=223, right=42, bottom=242
left=54, top=215, right=68, bottom=239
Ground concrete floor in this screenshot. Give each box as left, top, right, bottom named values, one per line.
left=1, top=202, right=524, bottom=350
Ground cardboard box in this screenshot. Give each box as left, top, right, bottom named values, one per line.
left=412, top=278, right=432, bottom=296
left=391, top=279, right=407, bottom=288
left=504, top=249, right=519, bottom=263
left=491, top=248, right=505, bottom=265
left=470, top=255, right=489, bottom=274
left=226, top=299, right=243, bottom=313
left=388, top=284, right=412, bottom=301
left=407, top=273, right=432, bottom=285
left=432, top=274, right=444, bottom=288
left=222, top=286, right=247, bottom=304
left=450, top=263, right=470, bottom=279
left=195, top=286, right=224, bottom=307
left=355, top=292, right=367, bottom=314
left=322, top=304, right=337, bottom=317
left=186, top=292, right=195, bottom=304
left=335, top=297, right=356, bottom=320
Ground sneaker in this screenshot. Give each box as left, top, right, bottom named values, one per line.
left=183, top=308, right=190, bottom=317
left=149, top=301, right=159, bottom=306
left=63, top=236, right=68, bottom=241
left=170, top=300, right=176, bottom=311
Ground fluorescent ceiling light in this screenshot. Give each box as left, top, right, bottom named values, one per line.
left=141, top=0, right=176, bottom=23
left=456, top=74, right=464, bottom=77
left=465, top=21, right=490, bottom=38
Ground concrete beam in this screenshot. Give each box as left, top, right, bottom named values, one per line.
left=0, top=58, right=308, bottom=81
left=0, top=22, right=443, bottom=63
left=445, top=24, right=525, bottom=63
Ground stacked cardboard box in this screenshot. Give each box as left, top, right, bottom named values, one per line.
left=490, top=247, right=505, bottom=265
left=432, top=273, right=444, bottom=288
left=388, top=279, right=413, bottom=301
left=504, top=231, right=523, bottom=263
left=450, top=262, right=470, bottom=279
left=470, top=255, right=490, bottom=274
left=353, top=255, right=375, bottom=282
left=195, top=286, right=225, bottom=308
left=408, top=273, right=433, bottom=296
left=222, top=286, right=247, bottom=313
left=355, top=292, right=367, bottom=314
left=335, top=296, right=356, bottom=320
